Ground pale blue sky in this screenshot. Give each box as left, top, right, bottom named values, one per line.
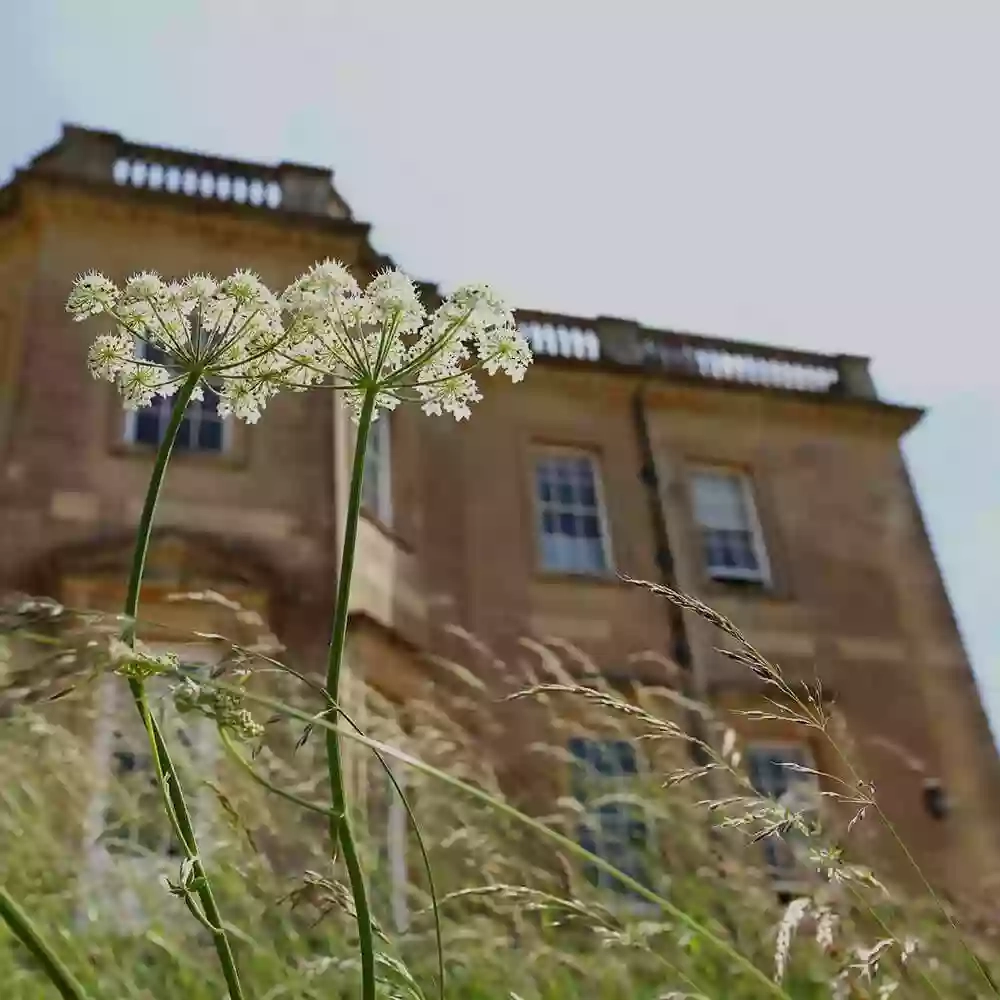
left=2, top=2, right=997, bottom=735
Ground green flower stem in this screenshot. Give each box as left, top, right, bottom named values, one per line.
left=200, top=677, right=796, bottom=1000
left=122, top=369, right=245, bottom=1000
left=0, top=885, right=90, bottom=1000
left=325, top=384, right=378, bottom=1000
left=122, top=369, right=202, bottom=634
left=222, top=654, right=445, bottom=1000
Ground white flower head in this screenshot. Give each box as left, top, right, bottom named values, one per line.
left=178, top=274, right=217, bottom=313
left=363, top=268, right=426, bottom=335
left=124, top=271, right=166, bottom=301
left=217, top=381, right=268, bottom=424
left=416, top=371, right=482, bottom=421
left=67, top=271, right=120, bottom=320
left=278, top=266, right=532, bottom=422
left=87, top=332, right=135, bottom=380
left=69, top=269, right=292, bottom=423
left=281, top=258, right=360, bottom=313
left=219, top=269, right=278, bottom=310
left=118, top=362, right=175, bottom=409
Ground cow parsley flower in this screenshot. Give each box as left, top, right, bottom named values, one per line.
left=279, top=260, right=533, bottom=420
left=68, top=269, right=289, bottom=423
left=68, top=272, right=119, bottom=318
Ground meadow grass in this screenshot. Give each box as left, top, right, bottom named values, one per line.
left=1, top=588, right=998, bottom=999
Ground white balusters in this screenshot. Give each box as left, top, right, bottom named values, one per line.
left=110, top=153, right=284, bottom=210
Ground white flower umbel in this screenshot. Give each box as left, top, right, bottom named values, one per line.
left=279, top=261, right=533, bottom=421
left=69, top=262, right=533, bottom=424
left=68, top=270, right=289, bottom=423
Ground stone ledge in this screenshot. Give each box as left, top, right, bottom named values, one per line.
left=835, top=636, right=908, bottom=663
left=349, top=518, right=427, bottom=629
left=528, top=614, right=613, bottom=643
left=125, top=499, right=295, bottom=540
left=50, top=490, right=100, bottom=523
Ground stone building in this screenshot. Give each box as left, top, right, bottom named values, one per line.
left=1, top=125, right=998, bottom=917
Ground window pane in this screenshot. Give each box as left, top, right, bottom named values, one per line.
left=556, top=479, right=575, bottom=505
left=582, top=538, right=605, bottom=573
left=145, top=345, right=169, bottom=366
left=726, top=530, right=758, bottom=570
left=569, top=739, right=639, bottom=789
left=747, top=744, right=816, bottom=801
left=174, top=416, right=192, bottom=450
left=198, top=418, right=222, bottom=452
left=202, top=388, right=220, bottom=415
left=362, top=418, right=390, bottom=521
left=541, top=534, right=563, bottom=572
left=558, top=511, right=577, bottom=537
left=134, top=410, right=160, bottom=446
left=692, top=472, right=748, bottom=531
left=362, top=460, right=379, bottom=511
left=613, top=741, right=638, bottom=775
left=592, top=745, right=614, bottom=776
left=578, top=823, right=598, bottom=857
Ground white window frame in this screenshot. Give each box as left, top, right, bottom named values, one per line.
left=534, top=448, right=614, bottom=576
left=361, top=414, right=393, bottom=527
left=122, top=341, right=231, bottom=454
left=568, top=737, right=656, bottom=912
left=80, top=642, right=220, bottom=931
left=349, top=643, right=408, bottom=933
left=744, top=739, right=819, bottom=887
left=688, top=466, right=771, bottom=585
left=362, top=738, right=410, bottom=933
left=383, top=761, right=410, bottom=932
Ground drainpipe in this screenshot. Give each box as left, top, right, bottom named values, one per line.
left=631, top=385, right=693, bottom=675
left=630, top=381, right=710, bottom=763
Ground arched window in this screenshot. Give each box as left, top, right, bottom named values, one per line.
left=568, top=737, right=654, bottom=902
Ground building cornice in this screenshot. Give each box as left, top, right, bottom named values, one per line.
left=520, top=359, right=924, bottom=438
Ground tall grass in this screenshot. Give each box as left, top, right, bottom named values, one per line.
left=1, top=589, right=998, bottom=999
